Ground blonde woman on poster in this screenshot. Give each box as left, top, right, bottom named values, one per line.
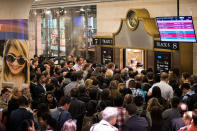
left=1, top=40, right=30, bottom=88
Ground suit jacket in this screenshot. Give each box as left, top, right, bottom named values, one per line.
left=36, top=83, right=46, bottom=97
left=9, top=108, right=33, bottom=131
left=122, top=115, right=149, bottom=131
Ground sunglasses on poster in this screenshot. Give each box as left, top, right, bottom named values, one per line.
left=6, top=54, right=27, bottom=65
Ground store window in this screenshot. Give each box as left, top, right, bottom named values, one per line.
left=29, top=6, right=97, bottom=63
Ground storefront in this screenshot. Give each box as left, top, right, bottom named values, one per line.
left=94, top=8, right=193, bottom=74
left=29, top=5, right=97, bottom=63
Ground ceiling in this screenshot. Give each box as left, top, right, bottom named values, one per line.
left=32, top=0, right=131, bottom=9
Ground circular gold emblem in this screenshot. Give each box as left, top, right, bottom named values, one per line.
left=126, top=10, right=138, bottom=30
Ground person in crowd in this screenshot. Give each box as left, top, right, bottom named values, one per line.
left=68, top=88, right=86, bottom=131
left=21, top=84, right=32, bottom=105
left=171, top=103, right=188, bottom=131
left=148, top=72, right=173, bottom=101
left=53, top=65, right=62, bottom=77
left=113, top=95, right=126, bottom=130
left=64, top=71, right=81, bottom=97
left=146, top=86, right=168, bottom=109
left=181, top=72, right=191, bottom=84
left=7, top=87, right=22, bottom=120
left=105, top=62, right=115, bottom=78
left=0, top=87, right=10, bottom=111
left=67, top=55, right=74, bottom=62
left=181, top=83, right=195, bottom=102
left=83, top=63, right=92, bottom=80
left=1, top=40, right=30, bottom=88
left=128, top=79, right=143, bottom=97
left=17, top=119, right=36, bottom=131
left=85, top=79, right=93, bottom=88
left=36, top=74, right=46, bottom=98
left=90, top=107, right=118, bottom=131
left=109, top=80, right=121, bottom=105
left=46, top=91, right=57, bottom=109
left=130, top=59, right=137, bottom=72
left=123, top=94, right=133, bottom=108
left=150, top=106, right=167, bottom=131
left=39, top=112, right=58, bottom=131
left=162, top=97, right=180, bottom=128
left=74, top=57, right=84, bottom=71
left=188, top=109, right=197, bottom=131
left=31, top=59, right=39, bottom=71
left=78, top=85, right=89, bottom=103
left=9, top=96, right=33, bottom=131
left=125, top=71, right=135, bottom=88
left=61, top=61, right=68, bottom=73
left=82, top=100, right=99, bottom=131
left=178, top=111, right=193, bottom=131
left=134, top=96, right=152, bottom=126
left=147, top=97, right=163, bottom=112
left=122, top=103, right=149, bottom=131
left=51, top=96, right=72, bottom=130
left=97, top=88, right=112, bottom=112
left=61, top=119, right=77, bottom=131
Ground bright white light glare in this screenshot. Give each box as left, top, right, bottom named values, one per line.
left=46, top=9, right=51, bottom=15
left=64, top=10, right=67, bottom=14
left=80, top=7, right=85, bottom=12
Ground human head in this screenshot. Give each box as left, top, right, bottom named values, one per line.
left=152, top=86, right=161, bottom=98
left=126, top=103, right=137, bottom=116
left=67, top=61, right=74, bottom=69
left=170, top=97, right=180, bottom=108
left=2, top=40, right=29, bottom=83
left=182, top=72, right=191, bottom=83
left=21, top=83, right=30, bottom=94
left=123, top=94, right=133, bottom=106
left=59, top=96, right=71, bottom=110
left=61, top=119, right=76, bottom=131
left=1, top=88, right=10, bottom=100
left=11, top=87, right=22, bottom=98
left=160, top=72, right=168, bottom=82
left=181, top=83, right=191, bottom=94
left=192, top=109, right=197, bottom=126
left=107, top=62, right=115, bottom=70
left=46, top=91, right=54, bottom=103
left=102, top=107, right=118, bottom=125
left=147, top=98, right=162, bottom=112
left=178, top=103, right=188, bottom=117
left=134, top=96, right=144, bottom=107
left=76, top=56, right=83, bottom=65
left=18, top=95, right=29, bottom=107
left=182, top=111, right=192, bottom=125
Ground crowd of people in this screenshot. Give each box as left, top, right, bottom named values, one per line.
left=0, top=54, right=197, bottom=131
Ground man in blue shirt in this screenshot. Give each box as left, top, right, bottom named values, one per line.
left=51, top=96, right=72, bottom=130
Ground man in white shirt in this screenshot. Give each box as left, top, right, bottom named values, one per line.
left=90, top=107, right=118, bottom=131
left=148, top=72, right=173, bottom=101
left=73, top=57, right=83, bottom=71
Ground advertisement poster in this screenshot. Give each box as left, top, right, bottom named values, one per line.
left=0, top=19, right=29, bottom=88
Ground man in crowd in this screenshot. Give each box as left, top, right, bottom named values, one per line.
left=148, top=72, right=173, bottom=101
left=122, top=103, right=149, bottom=131
left=51, top=96, right=72, bottom=130
left=90, top=107, right=118, bottom=131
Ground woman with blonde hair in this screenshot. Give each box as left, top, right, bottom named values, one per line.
left=146, top=97, right=163, bottom=112
left=1, top=40, right=29, bottom=88
left=85, top=79, right=93, bottom=88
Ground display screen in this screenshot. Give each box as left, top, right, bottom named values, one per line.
left=156, top=16, right=196, bottom=42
